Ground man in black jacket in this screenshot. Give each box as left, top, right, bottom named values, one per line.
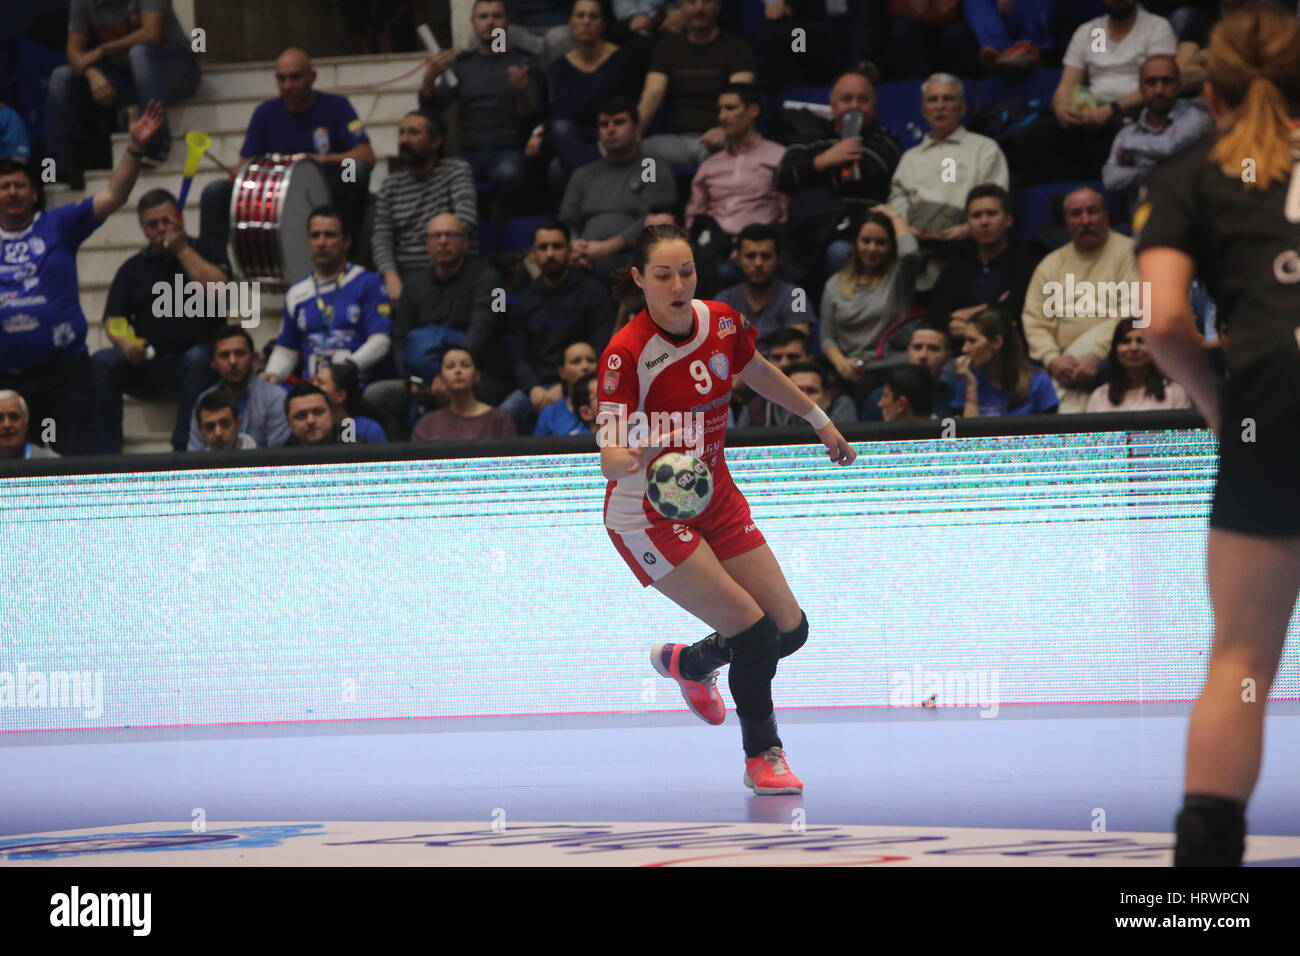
left=361, top=212, right=507, bottom=439
left=774, top=67, right=900, bottom=286
left=927, top=184, right=1041, bottom=344
left=502, top=219, right=614, bottom=433
left=90, top=188, right=230, bottom=453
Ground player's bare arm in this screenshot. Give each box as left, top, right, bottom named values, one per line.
left=737, top=353, right=857, bottom=465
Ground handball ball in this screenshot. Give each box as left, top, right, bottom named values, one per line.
left=645, top=452, right=713, bottom=520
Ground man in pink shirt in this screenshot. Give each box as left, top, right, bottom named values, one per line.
left=686, top=83, right=787, bottom=287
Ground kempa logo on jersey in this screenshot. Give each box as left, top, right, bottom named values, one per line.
left=644, top=352, right=670, bottom=369
left=595, top=409, right=706, bottom=457
left=152, top=276, right=260, bottom=328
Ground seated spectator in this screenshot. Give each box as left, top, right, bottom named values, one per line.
left=759, top=360, right=857, bottom=427
left=284, top=383, right=346, bottom=445
left=188, top=326, right=291, bottom=451
left=862, top=322, right=959, bottom=420
left=820, top=205, right=921, bottom=392
left=1004, top=0, right=1177, bottom=186
left=500, top=0, right=575, bottom=64
left=503, top=221, right=614, bottom=430
left=1170, top=0, right=1250, bottom=95
left=927, top=184, right=1039, bottom=341
left=263, top=206, right=392, bottom=386
left=0, top=98, right=31, bottom=163
left=0, top=116, right=164, bottom=457
left=313, top=361, right=389, bottom=443
left=1021, top=187, right=1141, bottom=412
left=713, top=224, right=816, bottom=341
left=47, top=0, right=199, bottom=181
left=888, top=73, right=1010, bottom=288
left=535, top=358, right=599, bottom=435
left=732, top=326, right=810, bottom=426
left=412, top=347, right=519, bottom=440
left=637, top=0, right=756, bottom=166
left=200, top=48, right=376, bottom=250
left=560, top=97, right=678, bottom=281
left=91, top=189, right=227, bottom=454
left=364, top=213, right=507, bottom=439
left=0, top=390, right=59, bottom=459
left=617, top=0, right=685, bottom=41
left=1084, top=317, right=1192, bottom=412
left=373, top=111, right=479, bottom=305
left=775, top=67, right=902, bottom=285
left=530, top=0, right=640, bottom=184
left=967, top=0, right=1053, bottom=73
left=419, top=0, right=545, bottom=220
left=950, top=307, right=1059, bottom=416
left=1102, top=55, right=1213, bottom=215
left=194, top=390, right=258, bottom=450
left=888, top=0, right=980, bottom=79
left=877, top=363, right=936, bottom=421
left=754, top=1, right=881, bottom=89
left=686, top=84, right=787, bottom=284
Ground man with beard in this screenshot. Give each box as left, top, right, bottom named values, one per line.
left=90, top=188, right=229, bottom=454
left=1102, top=55, right=1213, bottom=215
left=372, top=111, right=478, bottom=305
left=0, top=103, right=165, bottom=456
left=1021, top=187, right=1141, bottom=413
left=501, top=220, right=614, bottom=432
left=713, top=224, right=814, bottom=341
left=1005, top=0, right=1177, bottom=186
left=187, top=325, right=291, bottom=450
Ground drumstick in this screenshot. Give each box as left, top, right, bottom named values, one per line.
left=176, top=130, right=213, bottom=211
left=418, top=24, right=458, bottom=89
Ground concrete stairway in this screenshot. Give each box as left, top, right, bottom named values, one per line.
left=57, top=52, right=427, bottom=453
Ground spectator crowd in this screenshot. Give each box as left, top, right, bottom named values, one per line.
left=10, top=0, right=1273, bottom=462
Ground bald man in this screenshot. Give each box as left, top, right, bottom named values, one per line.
left=199, top=48, right=378, bottom=254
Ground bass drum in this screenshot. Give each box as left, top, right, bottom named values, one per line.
left=228, top=156, right=330, bottom=289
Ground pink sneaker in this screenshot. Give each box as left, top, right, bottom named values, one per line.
left=651, top=643, right=726, bottom=725
left=744, top=747, right=803, bottom=795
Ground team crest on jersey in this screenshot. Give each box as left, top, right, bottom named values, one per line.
left=348, top=304, right=361, bottom=325
left=717, top=316, right=735, bottom=337
left=29, top=237, right=45, bottom=257
left=603, top=370, right=620, bottom=393
left=708, top=353, right=729, bottom=380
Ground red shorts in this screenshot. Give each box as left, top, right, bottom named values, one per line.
left=605, top=480, right=766, bottom=586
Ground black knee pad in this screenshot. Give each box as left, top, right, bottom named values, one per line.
left=726, top=615, right=781, bottom=676
left=726, top=616, right=780, bottom=721
left=779, top=611, right=808, bottom=659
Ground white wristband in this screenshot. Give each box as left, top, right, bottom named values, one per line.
left=802, top=405, right=831, bottom=430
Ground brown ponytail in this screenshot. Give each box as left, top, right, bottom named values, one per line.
left=1206, top=2, right=1300, bottom=189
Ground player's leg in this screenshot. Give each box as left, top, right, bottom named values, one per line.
left=652, top=542, right=787, bottom=764
left=719, top=544, right=807, bottom=659
left=1176, top=528, right=1300, bottom=865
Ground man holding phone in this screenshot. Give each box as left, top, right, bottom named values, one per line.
left=91, top=187, right=230, bottom=454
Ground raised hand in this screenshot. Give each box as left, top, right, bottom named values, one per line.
left=128, top=101, right=166, bottom=152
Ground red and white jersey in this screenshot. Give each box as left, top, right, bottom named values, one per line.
left=599, top=298, right=758, bottom=532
